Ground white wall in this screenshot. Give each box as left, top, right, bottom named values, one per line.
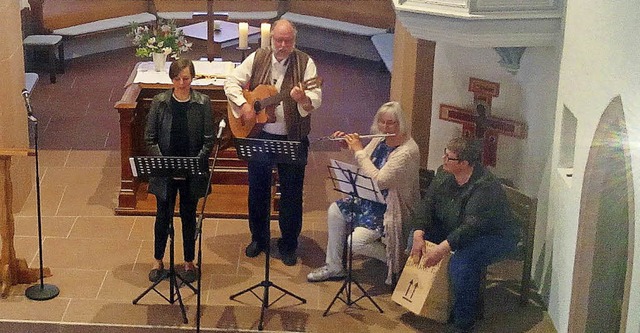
left=428, top=43, right=558, bottom=193
left=549, top=0, right=640, bottom=331
left=428, top=42, right=560, bottom=305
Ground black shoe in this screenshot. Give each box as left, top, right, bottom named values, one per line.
left=245, top=241, right=265, bottom=258
left=181, top=268, right=198, bottom=284
left=148, top=268, right=166, bottom=282
left=280, top=251, right=297, bottom=266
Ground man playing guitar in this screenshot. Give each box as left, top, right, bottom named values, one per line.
left=224, top=19, right=322, bottom=266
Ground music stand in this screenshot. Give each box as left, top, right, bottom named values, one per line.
left=229, top=137, right=307, bottom=331
left=323, top=159, right=384, bottom=316
left=130, top=156, right=206, bottom=324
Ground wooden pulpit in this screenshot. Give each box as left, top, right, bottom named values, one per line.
left=114, top=63, right=280, bottom=218
left=0, top=148, right=44, bottom=297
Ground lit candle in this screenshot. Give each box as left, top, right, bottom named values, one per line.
left=260, top=23, right=271, bottom=49
left=238, top=22, right=249, bottom=49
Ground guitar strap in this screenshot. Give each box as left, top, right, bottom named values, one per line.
left=249, top=49, right=273, bottom=89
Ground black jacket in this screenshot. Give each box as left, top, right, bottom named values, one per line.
left=144, top=89, right=215, bottom=201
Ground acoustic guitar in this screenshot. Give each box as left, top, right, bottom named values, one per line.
left=227, top=77, right=322, bottom=138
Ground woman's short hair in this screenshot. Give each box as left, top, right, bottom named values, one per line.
left=446, top=136, right=482, bottom=165
left=370, top=101, right=409, bottom=137
left=168, top=58, right=195, bottom=80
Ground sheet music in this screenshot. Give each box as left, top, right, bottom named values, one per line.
left=330, top=159, right=385, bottom=204
left=192, top=60, right=234, bottom=78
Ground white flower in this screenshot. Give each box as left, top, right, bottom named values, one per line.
left=128, top=19, right=191, bottom=58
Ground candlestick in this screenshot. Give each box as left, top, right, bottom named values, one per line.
left=238, top=22, right=249, bottom=49
left=260, top=23, right=271, bottom=49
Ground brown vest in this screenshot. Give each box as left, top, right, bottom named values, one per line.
left=249, top=48, right=311, bottom=140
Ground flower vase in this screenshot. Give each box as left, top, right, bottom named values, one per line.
left=152, top=52, right=167, bottom=72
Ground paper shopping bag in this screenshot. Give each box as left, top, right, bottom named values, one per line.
left=392, top=240, right=451, bottom=323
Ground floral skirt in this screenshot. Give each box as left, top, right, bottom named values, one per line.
left=336, top=197, right=387, bottom=235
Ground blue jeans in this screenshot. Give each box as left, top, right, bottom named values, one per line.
left=446, top=235, right=516, bottom=329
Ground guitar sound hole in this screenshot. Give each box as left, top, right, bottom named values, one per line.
left=253, top=101, right=262, bottom=113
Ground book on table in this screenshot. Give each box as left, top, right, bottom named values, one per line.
left=133, top=60, right=235, bottom=85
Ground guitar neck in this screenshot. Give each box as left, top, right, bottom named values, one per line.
left=254, top=92, right=287, bottom=112
left=251, top=77, right=321, bottom=113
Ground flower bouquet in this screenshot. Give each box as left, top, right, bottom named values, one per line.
left=128, top=19, right=192, bottom=59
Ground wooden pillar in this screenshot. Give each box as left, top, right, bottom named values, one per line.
left=1, top=0, right=44, bottom=297
left=389, top=21, right=435, bottom=168
left=0, top=150, right=40, bottom=298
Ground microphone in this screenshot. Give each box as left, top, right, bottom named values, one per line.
left=217, top=119, right=226, bottom=139
left=22, top=89, right=37, bottom=122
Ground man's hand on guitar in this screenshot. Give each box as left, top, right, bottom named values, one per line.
left=290, top=85, right=312, bottom=109
left=240, top=103, right=256, bottom=121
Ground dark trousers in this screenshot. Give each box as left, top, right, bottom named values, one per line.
left=441, top=235, right=516, bottom=329
left=154, top=179, right=198, bottom=262
left=247, top=132, right=308, bottom=255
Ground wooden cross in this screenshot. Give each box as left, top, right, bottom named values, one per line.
left=200, top=0, right=229, bottom=61
left=439, top=77, right=527, bottom=167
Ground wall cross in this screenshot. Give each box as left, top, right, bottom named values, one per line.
left=439, top=77, right=527, bottom=167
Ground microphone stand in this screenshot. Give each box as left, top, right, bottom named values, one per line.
left=195, top=120, right=225, bottom=333
left=22, top=90, right=60, bottom=301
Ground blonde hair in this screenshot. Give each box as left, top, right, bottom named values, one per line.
left=370, top=101, right=409, bottom=137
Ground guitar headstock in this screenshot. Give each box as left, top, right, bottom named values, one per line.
left=301, top=77, right=323, bottom=90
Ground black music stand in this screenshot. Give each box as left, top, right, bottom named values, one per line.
left=323, top=159, right=384, bottom=316
left=229, top=137, right=307, bottom=331
left=130, top=156, right=207, bottom=324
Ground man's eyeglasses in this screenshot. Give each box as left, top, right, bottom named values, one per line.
left=443, top=148, right=460, bottom=161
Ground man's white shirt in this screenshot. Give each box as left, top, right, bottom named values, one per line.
left=224, top=51, right=322, bottom=135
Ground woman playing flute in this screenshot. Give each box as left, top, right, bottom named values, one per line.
left=307, top=101, right=420, bottom=285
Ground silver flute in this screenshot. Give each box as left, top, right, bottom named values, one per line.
left=315, top=133, right=396, bottom=141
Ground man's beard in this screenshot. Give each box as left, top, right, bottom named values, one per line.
left=272, top=42, right=294, bottom=60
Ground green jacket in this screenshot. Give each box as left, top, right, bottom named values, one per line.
left=411, top=165, right=518, bottom=251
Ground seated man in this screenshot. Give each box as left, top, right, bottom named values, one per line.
left=409, top=136, right=518, bottom=333
left=307, top=101, right=420, bottom=285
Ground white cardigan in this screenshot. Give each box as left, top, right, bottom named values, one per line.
left=354, top=137, right=420, bottom=284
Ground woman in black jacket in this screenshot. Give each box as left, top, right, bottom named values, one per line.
left=144, top=58, right=215, bottom=283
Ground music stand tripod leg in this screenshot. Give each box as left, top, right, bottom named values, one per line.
left=324, top=231, right=386, bottom=315
left=229, top=225, right=307, bottom=330
left=230, top=137, right=309, bottom=330
left=132, top=218, right=190, bottom=324
left=323, top=171, right=384, bottom=316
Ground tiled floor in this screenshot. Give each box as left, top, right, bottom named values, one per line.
left=1, top=45, right=554, bottom=332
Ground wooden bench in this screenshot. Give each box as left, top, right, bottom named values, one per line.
left=281, top=12, right=387, bottom=61
left=42, top=0, right=153, bottom=31
left=51, top=13, right=156, bottom=40
left=34, top=0, right=155, bottom=59
left=282, top=0, right=393, bottom=60
left=371, top=33, right=394, bottom=72
left=479, top=184, right=538, bottom=317
left=153, top=0, right=280, bottom=25
left=501, top=184, right=537, bottom=305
